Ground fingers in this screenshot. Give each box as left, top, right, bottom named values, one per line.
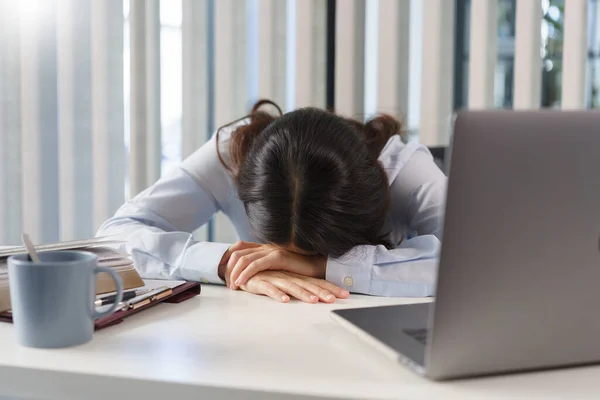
left=305, top=277, right=350, bottom=299
left=233, top=250, right=286, bottom=289
left=220, top=241, right=261, bottom=284
left=279, top=272, right=350, bottom=300
left=223, top=241, right=262, bottom=267
left=271, top=278, right=319, bottom=303
left=239, top=271, right=350, bottom=304
left=228, top=250, right=274, bottom=289
left=223, top=241, right=262, bottom=262
left=290, top=278, right=337, bottom=303
left=227, top=248, right=261, bottom=286
left=224, top=245, right=264, bottom=287
left=256, top=280, right=290, bottom=303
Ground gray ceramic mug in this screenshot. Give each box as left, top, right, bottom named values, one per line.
left=7, top=250, right=123, bottom=348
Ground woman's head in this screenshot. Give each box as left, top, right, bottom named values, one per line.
left=218, top=100, right=404, bottom=258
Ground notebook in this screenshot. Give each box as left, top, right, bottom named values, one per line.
left=0, top=279, right=201, bottom=331
left=0, top=237, right=144, bottom=312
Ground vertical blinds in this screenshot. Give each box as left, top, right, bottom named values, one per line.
left=0, top=0, right=591, bottom=244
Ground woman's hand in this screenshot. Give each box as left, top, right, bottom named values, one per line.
left=239, top=271, right=349, bottom=303
left=225, top=242, right=327, bottom=290
left=218, top=241, right=263, bottom=287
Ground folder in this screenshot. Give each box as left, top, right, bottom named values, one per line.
left=0, top=239, right=145, bottom=312
left=0, top=280, right=201, bottom=331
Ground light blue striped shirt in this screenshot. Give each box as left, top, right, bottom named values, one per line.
left=97, top=122, right=447, bottom=297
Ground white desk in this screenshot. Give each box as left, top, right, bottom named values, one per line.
left=1, top=286, right=599, bottom=400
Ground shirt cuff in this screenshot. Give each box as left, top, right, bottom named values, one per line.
left=179, top=242, right=230, bottom=284
left=326, top=258, right=373, bottom=294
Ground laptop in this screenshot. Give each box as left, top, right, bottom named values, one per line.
left=331, top=110, right=600, bottom=380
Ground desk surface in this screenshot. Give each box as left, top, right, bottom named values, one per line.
left=1, top=285, right=599, bottom=400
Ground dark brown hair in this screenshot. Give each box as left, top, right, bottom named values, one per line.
left=217, top=100, right=405, bottom=177
left=216, top=100, right=405, bottom=257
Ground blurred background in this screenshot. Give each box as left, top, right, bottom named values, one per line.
left=0, top=0, right=596, bottom=245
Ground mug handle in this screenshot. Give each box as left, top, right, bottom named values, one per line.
left=92, top=266, right=124, bottom=319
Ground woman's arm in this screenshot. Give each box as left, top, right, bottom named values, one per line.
left=325, top=144, right=447, bottom=297
left=325, top=236, right=440, bottom=297
left=97, top=133, right=234, bottom=284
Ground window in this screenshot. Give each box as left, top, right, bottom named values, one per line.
left=123, top=0, right=183, bottom=189
left=454, top=0, right=600, bottom=110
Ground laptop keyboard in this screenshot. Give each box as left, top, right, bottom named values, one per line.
left=404, top=328, right=429, bottom=345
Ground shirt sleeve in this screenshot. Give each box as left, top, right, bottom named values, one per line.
left=96, top=134, right=234, bottom=284
left=325, top=145, right=447, bottom=297
left=388, top=144, right=447, bottom=239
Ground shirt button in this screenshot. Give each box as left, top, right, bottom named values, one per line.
left=343, top=276, right=354, bottom=287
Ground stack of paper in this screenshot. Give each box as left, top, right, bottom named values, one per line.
left=0, top=237, right=124, bottom=258
left=0, top=237, right=144, bottom=312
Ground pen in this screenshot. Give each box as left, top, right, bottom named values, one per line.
left=95, top=289, right=150, bottom=306
left=119, top=286, right=173, bottom=310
